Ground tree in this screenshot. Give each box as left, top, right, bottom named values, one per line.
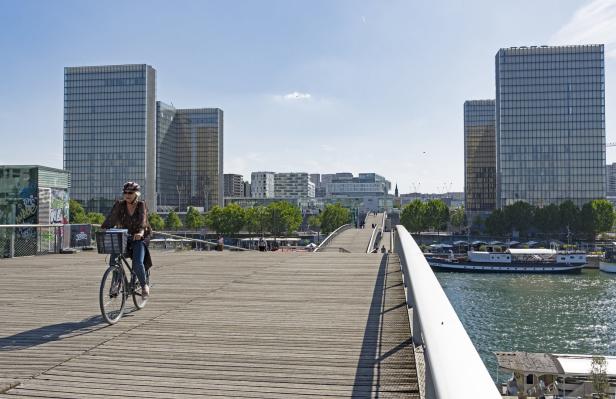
left=578, top=199, right=615, bottom=240
left=449, top=206, right=465, bottom=233
left=86, top=212, right=105, bottom=225
left=185, top=206, right=204, bottom=229
left=485, top=209, right=507, bottom=237
left=149, top=213, right=165, bottom=231
left=244, top=206, right=268, bottom=235
left=424, top=199, right=449, bottom=234
left=69, top=199, right=89, bottom=224
left=266, top=201, right=302, bottom=236
left=204, top=204, right=246, bottom=236
left=590, top=199, right=615, bottom=236
left=307, top=215, right=321, bottom=231
left=319, top=203, right=351, bottom=233
left=503, top=201, right=534, bottom=237
left=590, top=355, right=608, bottom=398
left=533, top=204, right=560, bottom=237
left=400, top=200, right=426, bottom=234
left=559, top=200, right=580, bottom=236
left=165, top=210, right=183, bottom=230
left=221, top=203, right=246, bottom=235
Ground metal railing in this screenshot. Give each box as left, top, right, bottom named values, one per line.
left=394, top=225, right=500, bottom=399
left=153, top=231, right=251, bottom=251
left=366, top=212, right=387, bottom=253
left=0, top=224, right=65, bottom=258
left=314, top=224, right=352, bottom=252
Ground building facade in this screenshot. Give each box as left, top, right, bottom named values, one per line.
left=496, top=45, right=605, bottom=208
left=274, top=173, right=315, bottom=198
left=607, top=163, right=616, bottom=196
left=64, top=64, right=157, bottom=213
left=325, top=172, right=391, bottom=196
left=156, top=102, right=224, bottom=211
left=464, top=100, right=496, bottom=219
left=251, top=172, right=275, bottom=198
left=224, top=174, right=243, bottom=197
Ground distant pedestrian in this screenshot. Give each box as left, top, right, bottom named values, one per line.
left=258, top=237, right=267, bottom=252
left=217, top=235, right=224, bottom=251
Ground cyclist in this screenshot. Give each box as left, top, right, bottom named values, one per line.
left=102, top=181, right=153, bottom=297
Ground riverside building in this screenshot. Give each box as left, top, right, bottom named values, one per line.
left=156, top=102, right=223, bottom=211
left=251, top=172, right=275, bottom=198
left=495, top=44, right=606, bottom=208
left=274, top=173, right=315, bottom=199
left=464, top=100, right=496, bottom=220
left=63, top=64, right=157, bottom=212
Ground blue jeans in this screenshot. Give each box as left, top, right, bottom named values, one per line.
left=109, top=239, right=147, bottom=288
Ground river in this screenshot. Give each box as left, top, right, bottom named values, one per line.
left=436, top=269, right=616, bottom=380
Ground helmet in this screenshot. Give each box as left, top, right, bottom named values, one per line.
left=123, top=181, right=141, bottom=193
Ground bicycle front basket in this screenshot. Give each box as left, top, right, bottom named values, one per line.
left=96, top=230, right=128, bottom=254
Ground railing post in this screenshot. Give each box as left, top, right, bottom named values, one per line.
left=10, top=228, right=15, bottom=258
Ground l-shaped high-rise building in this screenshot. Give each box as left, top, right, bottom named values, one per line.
left=64, top=64, right=223, bottom=213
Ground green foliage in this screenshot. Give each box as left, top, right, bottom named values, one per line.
left=485, top=209, right=507, bottom=237
left=424, top=199, right=449, bottom=233
left=148, top=213, right=165, bottom=231
left=86, top=212, right=105, bottom=225
left=533, top=204, right=561, bottom=235
left=69, top=199, right=89, bottom=224
left=578, top=199, right=614, bottom=239
left=503, top=201, right=534, bottom=236
left=266, top=201, right=302, bottom=236
left=591, top=355, right=609, bottom=398
left=204, top=204, right=246, bottom=235
left=400, top=199, right=426, bottom=234
left=449, top=206, right=465, bottom=232
left=307, top=215, right=321, bottom=230
left=165, top=210, right=183, bottom=230
left=222, top=203, right=246, bottom=235
left=559, top=200, right=580, bottom=233
left=244, top=206, right=268, bottom=234
left=319, top=203, right=351, bottom=233
left=590, top=199, right=615, bottom=235
left=185, top=206, right=204, bottom=229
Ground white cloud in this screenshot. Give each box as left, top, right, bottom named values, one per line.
left=550, top=0, right=616, bottom=58
left=275, top=92, right=312, bottom=101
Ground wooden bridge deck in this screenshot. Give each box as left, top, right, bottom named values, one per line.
left=0, top=250, right=417, bottom=398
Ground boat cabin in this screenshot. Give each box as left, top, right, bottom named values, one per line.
left=495, top=351, right=616, bottom=398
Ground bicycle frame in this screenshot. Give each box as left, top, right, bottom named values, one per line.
left=111, top=254, right=139, bottom=296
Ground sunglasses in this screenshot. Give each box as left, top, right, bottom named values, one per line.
left=123, top=191, right=136, bottom=195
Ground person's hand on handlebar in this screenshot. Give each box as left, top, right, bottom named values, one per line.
left=134, top=230, right=144, bottom=241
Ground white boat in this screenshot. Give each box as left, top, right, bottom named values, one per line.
left=496, top=351, right=616, bottom=398
left=426, top=248, right=586, bottom=274
left=600, top=246, right=616, bottom=273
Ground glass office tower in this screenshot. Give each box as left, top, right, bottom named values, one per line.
left=464, top=100, right=496, bottom=219
left=496, top=45, right=605, bottom=208
left=63, top=64, right=157, bottom=213
left=156, top=102, right=223, bottom=211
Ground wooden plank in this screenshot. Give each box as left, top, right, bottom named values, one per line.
left=0, top=250, right=417, bottom=397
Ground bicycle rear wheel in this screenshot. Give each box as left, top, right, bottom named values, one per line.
left=99, top=266, right=126, bottom=324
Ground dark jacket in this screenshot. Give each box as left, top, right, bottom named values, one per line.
left=102, top=200, right=153, bottom=268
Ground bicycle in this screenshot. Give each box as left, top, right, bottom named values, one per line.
left=96, top=230, right=150, bottom=325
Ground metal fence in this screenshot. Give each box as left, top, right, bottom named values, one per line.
left=0, top=224, right=65, bottom=258
left=394, top=224, right=500, bottom=399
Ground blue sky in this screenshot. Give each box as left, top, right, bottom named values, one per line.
left=1, top=0, right=615, bottom=193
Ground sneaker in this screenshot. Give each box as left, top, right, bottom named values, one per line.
left=142, top=284, right=150, bottom=298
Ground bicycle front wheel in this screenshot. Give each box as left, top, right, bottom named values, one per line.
left=99, top=266, right=126, bottom=324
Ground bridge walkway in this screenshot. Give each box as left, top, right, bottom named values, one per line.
left=0, top=250, right=418, bottom=398
left=321, top=213, right=385, bottom=253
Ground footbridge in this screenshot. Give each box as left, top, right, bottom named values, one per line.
left=0, top=217, right=499, bottom=398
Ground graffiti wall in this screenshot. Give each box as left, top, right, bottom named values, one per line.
left=0, top=167, right=38, bottom=224
left=50, top=189, right=69, bottom=224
